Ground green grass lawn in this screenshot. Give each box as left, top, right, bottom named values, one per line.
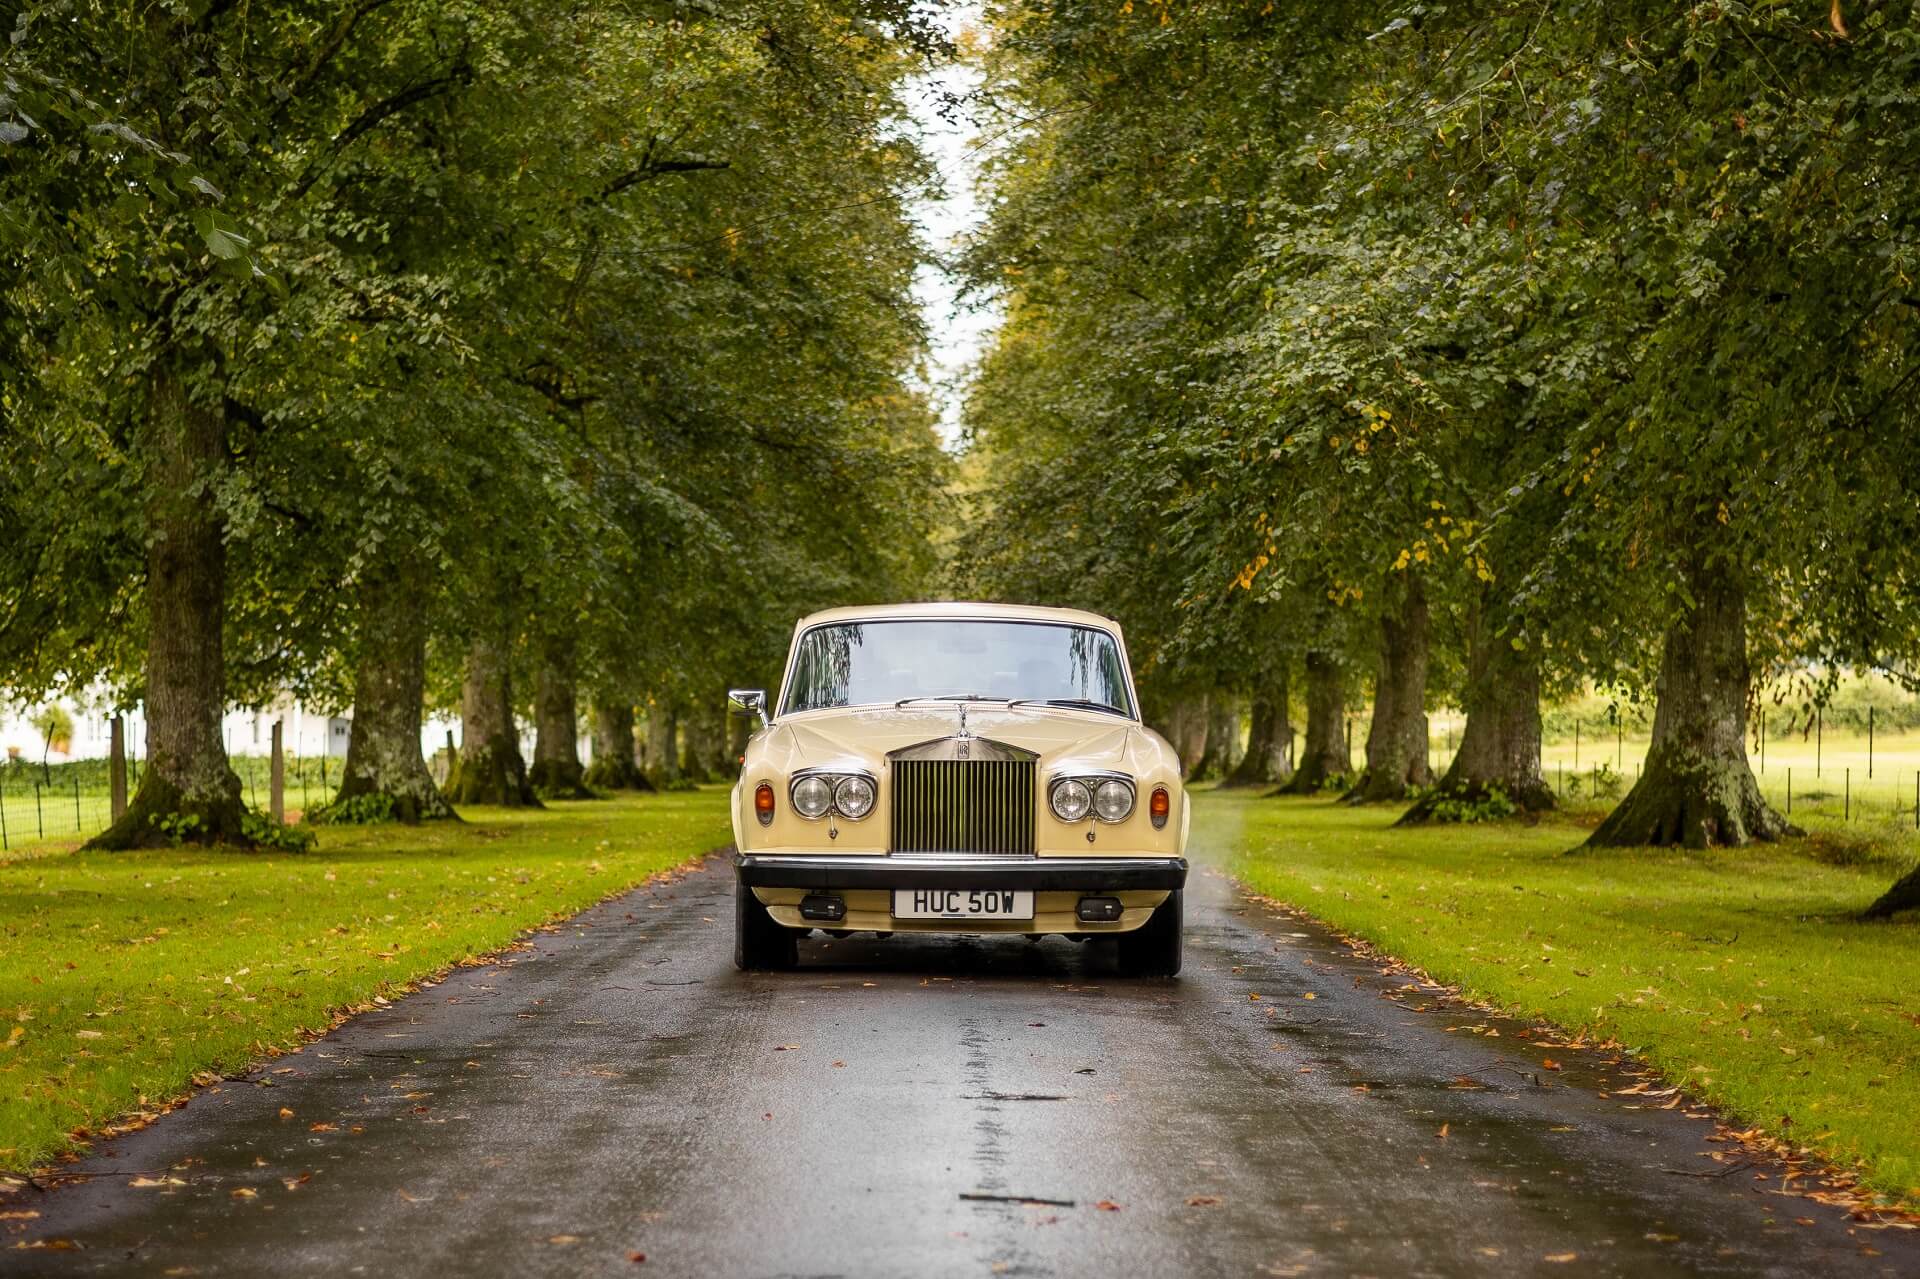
left=0, top=789, right=731, bottom=1170
left=1206, top=790, right=1920, bottom=1208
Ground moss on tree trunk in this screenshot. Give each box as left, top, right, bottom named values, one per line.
left=1280, top=651, right=1349, bottom=794
left=446, top=629, right=540, bottom=808
left=1225, top=672, right=1293, bottom=788
left=1400, top=596, right=1553, bottom=823
left=1348, top=575, right=1433, bottom=804
left=583, top=702, right=652, bottom=790
left=333, top=559, right=456, bottom=823
left=1587, top=566, right=1795, bottom=849
left=88, top=370, right=250, bottom=850
left=528, top=635, right=593, bottom=798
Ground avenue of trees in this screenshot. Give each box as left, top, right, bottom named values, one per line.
left=0, top=0, right=947, bottom=844
left=954, top=1, right=1920, bottom=905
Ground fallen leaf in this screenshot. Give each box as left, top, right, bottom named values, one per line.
left=1437, top=1124, right=1450, bottom=1139
left=1302, top=993, right=1317, bottom=1000
left=308, top=1122, right=337, bottom=1133
left=547, top=1234, right=581, bottom=1246
left=129, top=1176, right=186, bottom=1188
left=831, top=1061, right=846, bottom=1068
left=627, top=1252, right=646, bottom=1264
left=0, top=1211, right=39, bottom=1220
left=278, top=1108, right=294, bottom=1120
left=773, top=1045, right=801, bottom=1052
left=1541, top=1059, right=1563, bottom=1072
left=230, top=1188, right=257, bottom=1200
left=1094, top=1200, right=1122, bottom=1212
left=283, top=1173, right=312, bottom=1191
left=1544, top=1253, right=1577, bottom=1263
left=1186, top=1195, right=1222, bottom=1207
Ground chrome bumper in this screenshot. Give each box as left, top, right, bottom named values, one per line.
left=734, top=853, right=1188, bottom=892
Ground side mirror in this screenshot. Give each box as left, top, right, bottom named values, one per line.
left=728, top=688, right=768, bottom=730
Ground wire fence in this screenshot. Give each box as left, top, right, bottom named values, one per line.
left=0, top=754, right=346, bottom=853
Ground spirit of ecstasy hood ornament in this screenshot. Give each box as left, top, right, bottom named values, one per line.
left=957, top=703, right=970, bottom=738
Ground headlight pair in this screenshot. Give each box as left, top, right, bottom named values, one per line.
left=790, top=770, right=876, bottom=821
left=1048, top=774, right=1134, bottom=824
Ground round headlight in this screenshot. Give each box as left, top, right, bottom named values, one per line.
left=834, top=774, right=876, bottom=819
left=1092, top=779, right=1134, bottom=822
left=791, top=774, right=833, bottom=819
left=1050, top=778, right=1092, bottom=822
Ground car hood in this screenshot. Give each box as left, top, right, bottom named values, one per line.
left=758, top=705, right=1174, bottom=777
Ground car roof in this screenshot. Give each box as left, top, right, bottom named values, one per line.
left=792, top=601, right=1125, bottom=636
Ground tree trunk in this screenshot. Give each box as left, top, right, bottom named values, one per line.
left=646, top=705, right=684, bottom=789
left=88, top=370, right=249, bottom=849
left=1193, top=695, right=1241, bottom=781
left=1864, top=864, right=1920, bottom=919
left=1161, top=694, right=1209, bottom=779
left=583, top=702, right=652, bottom=790
left=1348, top=576, right=1432, bottom=804
left=1399, top=597, right=1553, bottom=822
left=681, top=705, right=730, bottom=783
left=1279, top=652, right=1349, bottom=794
left=1587, top=565, right=1794, bottom=848
left=446, top=629, right=540, bottom=808
left=333, top=560, right=456, bottom=823
left=1226, top=672, right=1292, bottom=787
left=528, top=635, right=593, bottom=798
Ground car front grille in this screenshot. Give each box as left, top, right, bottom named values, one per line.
left=889, top=758, right=1035, bottom=855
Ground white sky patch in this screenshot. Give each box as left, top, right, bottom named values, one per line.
left=904, top=5, right=997, bottom=451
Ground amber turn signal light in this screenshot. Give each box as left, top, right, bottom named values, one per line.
left=1149, top=786, right=1170, bottom=830
left=754, top=782, right=775, bottom=827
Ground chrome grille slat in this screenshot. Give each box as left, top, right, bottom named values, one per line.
left=890, top=757, right=1036, bottom=855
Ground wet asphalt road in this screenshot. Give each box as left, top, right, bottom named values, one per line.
left=7, top=855, right=1917, bottom=1278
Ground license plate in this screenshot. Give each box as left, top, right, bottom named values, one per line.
left=892, top=889, right=1034, bottom=920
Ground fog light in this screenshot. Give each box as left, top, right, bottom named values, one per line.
left=799, top=894, right=846, bottom=922
left=1076, top=896, right=1123, bottom=923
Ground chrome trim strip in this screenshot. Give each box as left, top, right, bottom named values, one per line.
left=736, top=853, right=1187, bottom=892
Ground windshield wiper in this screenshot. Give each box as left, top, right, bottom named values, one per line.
left=1006, top=697, right=1128, bottom=716
left=894, top=694, right=1017, bottom=708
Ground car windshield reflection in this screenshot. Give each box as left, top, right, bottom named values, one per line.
left=782, top=620, right=1134, bottom=718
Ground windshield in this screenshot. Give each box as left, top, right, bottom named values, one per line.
left=780, top=620, right=1135, bottom=717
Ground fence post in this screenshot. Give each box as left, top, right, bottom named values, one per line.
left=270, top=720, right=285, bottom=824
left=34, top=782, right=43, bottom=839
left=110, top=715, right=128, bottom=821
left=1, top=779, right=8, bottom=850
left=73, top=777, right=81, bottom=833
left=1845, top=767, right=1851, bottom=821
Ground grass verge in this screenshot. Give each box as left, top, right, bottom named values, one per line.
left=1206, top=790, right=1920, bottom=1208
left=0, top=789, right=731, bottom=1170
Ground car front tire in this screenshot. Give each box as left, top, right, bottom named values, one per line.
left=735, top=882, right=799, bottom=971
left=1117, top=888, right=1182, bottom=977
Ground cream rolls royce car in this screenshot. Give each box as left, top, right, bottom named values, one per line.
left=728, top=602, right=1189, bottom=976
